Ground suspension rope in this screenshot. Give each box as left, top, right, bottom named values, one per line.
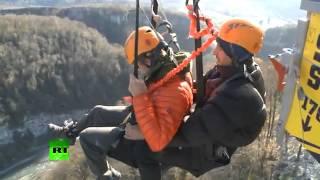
left=132, top=1, right=217, bottom=93
left=158, top=0, right=169, bottom=21
left=193, top=0, right=205, bottom=105
left=151, top=0, right=159, bottom=28
left=149, top=35, right=216, bottom=92
left=134, top=0, right=140, bottom=78
left=151, top=0, right=181, bottom=52
left=140, top=6, right=155, bottom=27
left=149, top=2, right=217, bottom=92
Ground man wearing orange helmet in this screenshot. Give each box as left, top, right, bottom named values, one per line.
left=48, top=26, right=193, bottom=179
left=133, top=19, right=267, bottom=177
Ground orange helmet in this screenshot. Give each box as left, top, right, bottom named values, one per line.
left=124, top=26, right=161, bottom=64
left=218, top=19, right=264, bottom=54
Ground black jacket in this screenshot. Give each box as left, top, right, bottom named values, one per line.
left=158, top=63, right=267, bottom=177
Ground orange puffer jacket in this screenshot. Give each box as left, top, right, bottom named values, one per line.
left=133, top=75, right=193, bottom=152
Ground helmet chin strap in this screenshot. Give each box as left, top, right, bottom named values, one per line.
left=243, top=64, right=255, bottom=82
left=228, top=43, right=255, bottom=82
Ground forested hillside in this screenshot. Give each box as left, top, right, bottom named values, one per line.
left=0, top=15, right=129, bottom=127
left=1, top=6, right=194, bottom=51
left=1, top=5, right=297, bottom=58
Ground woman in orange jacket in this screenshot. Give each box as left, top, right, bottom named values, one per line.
left=48, top=26, right=193, bottom=180
left=124, top=26, right=193, bottom=152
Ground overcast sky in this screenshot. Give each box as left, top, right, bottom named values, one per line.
left=153, top=0, right=307, bottom=28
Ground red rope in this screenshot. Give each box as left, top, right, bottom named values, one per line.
left=186, top=5, right=215, bottom=39
left=148, top=5, right=217, bottom=92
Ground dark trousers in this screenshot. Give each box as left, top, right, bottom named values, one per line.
left=77, top=105, right=161, bottom=180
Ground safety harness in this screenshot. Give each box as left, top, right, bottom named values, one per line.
left=147, top=0, right=218, bottom=93
left=131, top=0, right=217, bottom=93
left=124, top=0, right=217, bottom=125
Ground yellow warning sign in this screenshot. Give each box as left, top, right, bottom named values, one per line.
left=285, top=12, right=320, bottom=154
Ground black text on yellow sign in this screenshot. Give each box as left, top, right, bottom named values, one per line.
left=285, top=13, right=320, bottom=154
left=301, top=95, right=320, bottom=132
left=302, top=33, right=320, bottom=132
left=308, top=34, right=320, bottom=90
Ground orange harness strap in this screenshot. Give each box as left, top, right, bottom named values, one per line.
left=148, top=5, right=217, bottom=92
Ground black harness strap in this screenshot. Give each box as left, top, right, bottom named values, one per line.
left=193, top=0, right=205, bottom=105
left=151, top=0, right=159, bottom=29
left=134, top=0, right=140, bottom=78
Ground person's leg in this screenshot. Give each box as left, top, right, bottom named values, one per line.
left=79, top=126, right=125, bottom=179
left=48, top=105, right=130, bottom=143
left=81, top=132, right=162, bottom=180
left=76, top=105, right=129, bottom=131
left=108, top=139, right=162, bottom=180
left=133, top=141, right=162, bottom=180
left=107, top=138, right=138, bottom=168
